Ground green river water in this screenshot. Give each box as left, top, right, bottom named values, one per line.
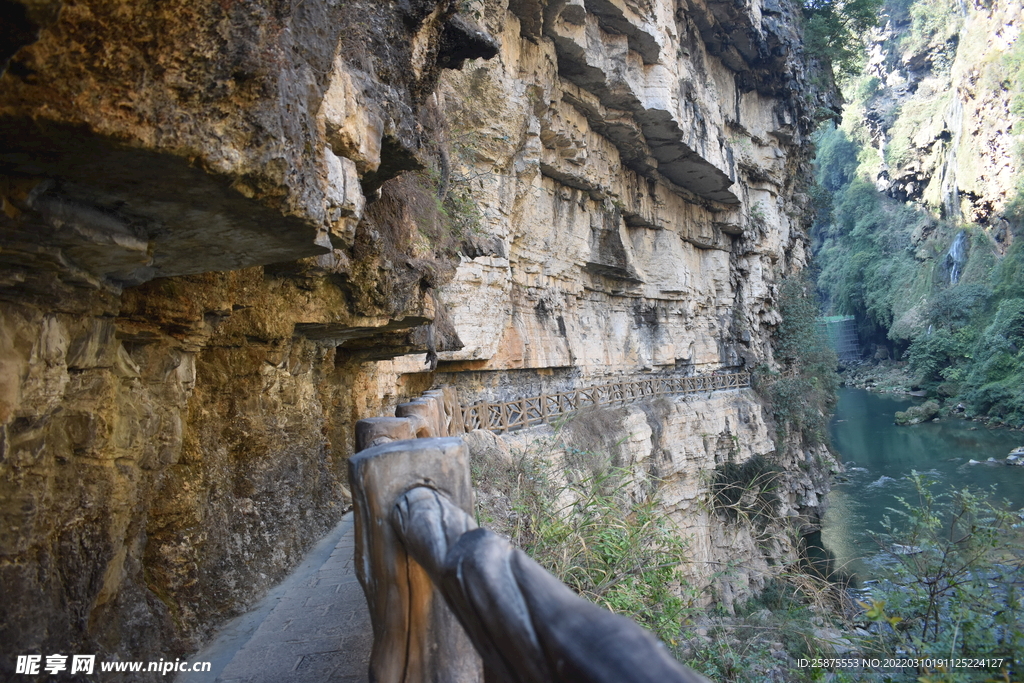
left=819, top=387, right=1024, bottom=580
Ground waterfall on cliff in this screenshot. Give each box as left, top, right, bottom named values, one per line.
left=946, top=229, right=968, bottom=285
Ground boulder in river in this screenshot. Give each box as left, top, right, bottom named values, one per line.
left=892, top=543, right=923, bottom=555
left=895, top=400, right=941, bottom=425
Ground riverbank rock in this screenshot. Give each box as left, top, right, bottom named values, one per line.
left=895, top=400, right=941, bottom=425
left=841, top=359, right=914, bottom=394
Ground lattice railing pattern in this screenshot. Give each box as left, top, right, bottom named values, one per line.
left=462, top=372, right=750, bottom=434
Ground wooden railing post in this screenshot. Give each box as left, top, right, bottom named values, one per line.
left=396, top=395, right=442, bottom=438
left=348, top=432, right=713, bottom=683
left=355, top=417, right=417, bottom=452
left=349, top=438, right=483, bottom=683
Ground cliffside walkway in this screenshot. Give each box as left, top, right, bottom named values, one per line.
left=181, top=371, right=749, bottom=682
left=463, top=371, right=751, bottom=433
left=177, top=514, right=370, bottom=683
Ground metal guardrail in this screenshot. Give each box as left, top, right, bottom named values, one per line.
left=462, top=372, right=751, bottom=433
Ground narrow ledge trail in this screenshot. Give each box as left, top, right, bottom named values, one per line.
left=177, top=515, right=370, bottom=683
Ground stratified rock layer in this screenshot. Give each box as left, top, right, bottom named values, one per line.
left=430, top=0, right=820, bottom=382
left=0, top=0, right=829, bottom=673
left=396, top=0, right=833, bottom=610
left=0, top=0, right=494, bottom=672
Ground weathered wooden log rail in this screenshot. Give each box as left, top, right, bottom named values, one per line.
left=462, top=371, right=751, bottom=434
left=349, top=437, right=712, bottom=683
left=344, top=371, right=749, bottom=680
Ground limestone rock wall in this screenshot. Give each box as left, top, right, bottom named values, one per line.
left=410, top=0, right=834, bottom=606
left=0, top=0, right=497, bottom=673
left=425, top=0, right=822, bottom=391
left=0, top=268, right=455, bottom=669
left=499, top=389, right=836, bottom=611
left=0, top=0, right=830, bottom=673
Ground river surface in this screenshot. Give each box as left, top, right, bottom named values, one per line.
left=819, top=387, right=1024, bottom=580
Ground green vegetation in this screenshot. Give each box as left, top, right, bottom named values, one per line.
left=859, top=473, right=1024, bottom=681
left=897, top=0, right=964, bottom=70
left=802, top=0, right=885, bottom=80
left=685, top=573, right=856, bottom=683
left=884, top=93, right=949, bottom=169
left=962, top=297, right=1024, bottom=423
left=1004, top=36, right=1024, bottom=223
left=813, top=118, right=1024, bottom=423
left=893, top=399, right=940, bottom=425
left=471, top=438, right=854, bottom=682
left=711, top=455, right=782, bottom=527
left=472, top=442, right=691, bottom=642
left=812, top=121, right=927, bottom=338
left=810, top=0, right=1024, bottom=424
left=757, top=275, right=839, bottom=446
left=815, top=174, right=1024, bottom=422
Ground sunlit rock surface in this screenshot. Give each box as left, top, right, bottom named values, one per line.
left=430, top=0, right=820, bottom=379
left=0, top=0, right=830, bottom=672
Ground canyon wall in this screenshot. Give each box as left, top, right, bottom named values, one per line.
left=0, top=0, right=831, bottom=673
left=422, top=0, right=838, bottom=604
left=495, top=390, right=835, bottom=611
left=813, top=0, right=1023, bottom=422
left=432, top=0, right=824, bottom=386
left=859, top=0, right=1022, bottom=224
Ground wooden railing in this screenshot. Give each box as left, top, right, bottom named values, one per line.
left=344, top=371, right=750, bottom=681
left=349, top=437, right=711, bottom=683
left=462, top=371, right=750, bottom=433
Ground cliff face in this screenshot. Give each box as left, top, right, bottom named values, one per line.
left=0, top=0, right=496, bottom=667
left=858, top=0, right=1022, bottom=224
left=425, top=0, right=836, bottom=602
left=1, top=0, right=829, bottom=670
left=813, top=0, right=1023, bottom=422
left=433, top=0, right=820, bottom=383
left=498, top=391, right=835, bottom=611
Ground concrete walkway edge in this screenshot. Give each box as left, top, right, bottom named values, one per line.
left=176, top=513, right=370, bottom=683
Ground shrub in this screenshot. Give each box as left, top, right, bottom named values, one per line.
left=711, top=455, right=783, bottom=527
left=894, top=399, right=940, bottom=425
left=927, top=284, right=991, bottom=328
left=962, top=299, right=1024, bottom=424
left=762, top=276, right=839, bottom=446
left=860, top=473, right=1024, bottom=679
left=685, top=573, right=852, bottom=683
left=993, top=240, right=1024, bottom=301
left=475, top=445, right=692, bottom=643
left=907, top=328, right=968, bottom=385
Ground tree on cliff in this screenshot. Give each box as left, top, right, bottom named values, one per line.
left=803, top=0, right=885, bottom=78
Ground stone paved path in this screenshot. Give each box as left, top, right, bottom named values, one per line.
left=177, top=514, right=371, bottom=683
